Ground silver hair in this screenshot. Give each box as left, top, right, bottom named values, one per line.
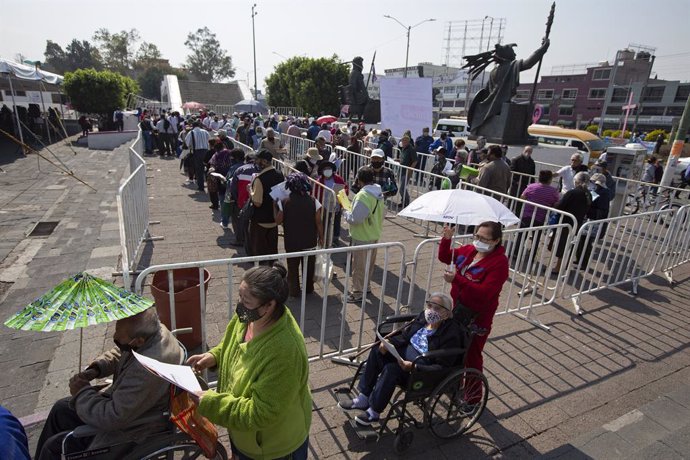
left=574, top=171, right=590, bottom=188
left=126, top=307, right=160, bottom=339
left=428, top=292, right=453, bottom=311
left=570, top=152, right=583, bottom=162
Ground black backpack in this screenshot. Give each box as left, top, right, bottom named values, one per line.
left=163, top=118, right=171, bottom=131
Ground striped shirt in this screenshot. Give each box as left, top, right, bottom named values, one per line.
left=522, top=183, right=560, bottom=223
left=184, top=128, right=211, bottom=151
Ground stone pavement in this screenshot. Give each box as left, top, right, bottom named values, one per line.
left=2, top=136, right=690, bottom=459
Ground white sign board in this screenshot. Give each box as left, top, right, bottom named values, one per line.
left=27, top=91, right=43, bottom=104
left=380, top=77, right=433, bottom=138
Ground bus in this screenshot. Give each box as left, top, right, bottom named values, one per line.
left=528, top=125, right=605, bottom=163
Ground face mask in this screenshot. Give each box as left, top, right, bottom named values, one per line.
left=424, top=308, right=443, bottom=325
left=114, top=338, right=138, bottom=353
left=371, top=161, right=383, bottom=169
left=235, top=302, right=265, bottom=324
left=473, top=239, right=495, bottom=253
left=323, top=169, right=333, bottom=178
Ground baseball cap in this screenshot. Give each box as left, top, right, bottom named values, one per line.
left=371, top=149, right=385, bottom=158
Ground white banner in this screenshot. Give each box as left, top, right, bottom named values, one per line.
left=380, top=77, right=433, bottom=138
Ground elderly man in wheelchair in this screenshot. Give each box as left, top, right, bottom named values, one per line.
left=336, top=292, right=489, bottom=453
left=34, top=307, right=189, bottom=460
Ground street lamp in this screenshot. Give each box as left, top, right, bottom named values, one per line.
left=272, top=51, right=288, bottom=60
left=251, top=4, right=258, bottom=100
left=383, top=15, right=436, bottom=78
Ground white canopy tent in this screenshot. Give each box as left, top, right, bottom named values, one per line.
left=0, top=57, right=65, bottom=148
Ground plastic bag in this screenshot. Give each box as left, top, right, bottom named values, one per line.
left=314, top=252, right=333, bottom=286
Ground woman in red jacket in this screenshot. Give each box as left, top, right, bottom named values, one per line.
left=437, top=221, right=509, bottom=376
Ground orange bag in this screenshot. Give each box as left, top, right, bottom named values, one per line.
left=170, top=388, right=218, bottom=458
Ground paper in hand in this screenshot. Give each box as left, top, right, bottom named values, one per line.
left=337, top=189, right=352, bottom=211
left=133, top=351, right=202, bottom=394
left=270, top=181, right=290, bottom=202
left=376, top=330, right=402, bottom=362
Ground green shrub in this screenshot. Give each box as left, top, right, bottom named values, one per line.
left=645, top=129, right=667, bottom=142
left=584, top=124, right=599, bottom=134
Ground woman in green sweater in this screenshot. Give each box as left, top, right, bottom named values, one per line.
left=187, top=264, right=311, bottom=460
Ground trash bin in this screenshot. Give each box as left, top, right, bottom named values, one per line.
left=150, top=268, right=211, bottom=350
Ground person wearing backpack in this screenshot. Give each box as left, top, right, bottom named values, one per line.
left=113, top=109, right=124, bottom=132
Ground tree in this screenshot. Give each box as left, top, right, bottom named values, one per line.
left=44, top=40, right=67, bottom=73
left=265, top=56, right=349, bottom=115
left=184, top=27, right=234, bottom=82
left=44, top=39, right=102, bottom=74
left=133, top=42, right=162, bottom=70
left=93, top=28, right=140, bottom=74
left=63, top=69, right=139, bottom=122
left=137, top=65, right=186, bottom=100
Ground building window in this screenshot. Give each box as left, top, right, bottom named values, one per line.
left=537, top=89, right=554, bottom=100
left=5, top=90, right=26, bottom=97
left=666, top=106, right=684, bottom=116
left=541, top=105, right=550, bottom=115
left=606, top=106, right=622, bottom=115
left=515, top=90, right=530, bottom=100
left=562, top=89, right=578, bottom=99
left=588, top=88, right=606, bottom=99
left=592, top=68, right=611, bottom=80
left=640, top=106, right=665, bottom=116
left=642, top=86, right=664, bottom=103
left=674, top=85, right=689, bottom=103
left=611, top=87, right=630, bottom=103
left=558, top=106, right=574, bottom=116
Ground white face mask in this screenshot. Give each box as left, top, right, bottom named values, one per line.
left=473, top=239, right=495, bottom=253
left=323, top=169, right=333, bottom=178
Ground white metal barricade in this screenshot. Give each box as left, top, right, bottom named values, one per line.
left=561, top=209, right=677, bottom=314
left=271, top=158, right=339, bottom=248
left=117, top=131, right=151, bottom=289
left=233, top=140, right=255, bottom=156
left=134, top=243, right=407, bottom=363
left=405, top=222, right=575, bottom=330
left=280, top=133, right=315, bottom=162
left=659, top=204, right=690, bottom=283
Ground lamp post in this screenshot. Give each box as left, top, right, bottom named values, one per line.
left=383, top=15, right=435, bottom=78
left=251, top=4, right=258, bottom=101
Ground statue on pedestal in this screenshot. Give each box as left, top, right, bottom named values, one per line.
left=340, top=56, right=380, bottom=123
left=463, top=3, right=555, bottom=144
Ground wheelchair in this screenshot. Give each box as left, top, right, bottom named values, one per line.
left=334, top=313, right=489, bottom=454
left=60, top=328, right=228, bottom=459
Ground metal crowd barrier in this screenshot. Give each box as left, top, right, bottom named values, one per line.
left=560, top=208, right=678, bottom=314
left=233, top=140, right=255, bottom=156
left=271, top=158, right=338, bottom=248
left=269, top=106, right=304, bottom=117
left=134, top=242, right=407, bottom=362
left=117, top=131, right=152, bottom=289
left=659, top=204, right=690, bottom=283
left=280, top=133, right=314, bottom=162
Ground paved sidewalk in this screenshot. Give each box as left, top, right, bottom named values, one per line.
left=3, top=141, right=689, bottom=459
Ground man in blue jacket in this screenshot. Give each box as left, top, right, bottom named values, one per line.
left=428, top=132, right=453, bottom=154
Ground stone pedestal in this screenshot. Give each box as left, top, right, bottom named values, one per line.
left=471, top=102, right=536, bottom=145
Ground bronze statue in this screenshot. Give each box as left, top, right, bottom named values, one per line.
left=340, top=56, right=370, bottom=121
left=463, top=40, right=550, bottom=135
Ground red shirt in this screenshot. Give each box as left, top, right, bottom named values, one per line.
left=437, top=238, right=509, bottom=329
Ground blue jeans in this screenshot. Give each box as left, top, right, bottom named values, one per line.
left=359, top=346, right=407, bottom=413
left=142, top=130, right=153, bottom=153
left=231, top=437, right=309, bottom=460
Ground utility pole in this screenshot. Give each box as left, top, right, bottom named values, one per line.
left=383, top=15, right=435, bottom=79
left=404, top=26, right=411, bottom=78
left=631, top=54, right=656, bottom=135
left=660, top=94, right=690, bottom=187
left=598, top=50, right=622, bottom=135
left=251, top=4, right=258, bottom=101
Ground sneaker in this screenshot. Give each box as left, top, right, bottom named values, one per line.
left=354, top=409, right=379, bottom=426
left=344, top=293, right=363, bottom=303
left=457, top=401, right=480, bottom=416
left=220, top=223, right=229, bottom=229
left=338, top=395, right=368, bottom=411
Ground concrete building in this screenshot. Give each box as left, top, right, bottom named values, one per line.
left=160, top=74, right=252, bottom=114
left=516, top=47, right=689, bottom=132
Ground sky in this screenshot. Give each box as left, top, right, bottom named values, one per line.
left=2, top=0, right=689, bottom=92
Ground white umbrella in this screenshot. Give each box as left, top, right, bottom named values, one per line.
left=397, top=189, right=520, bottom=226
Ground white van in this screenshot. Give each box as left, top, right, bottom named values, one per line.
left=434, top=118, right=469, bottom=137
left=527, top=125, right=606, bottom=164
